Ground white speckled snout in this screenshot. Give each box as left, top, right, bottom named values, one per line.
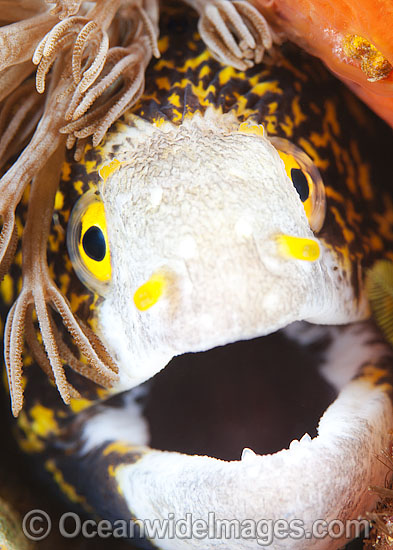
left=98, top=114, right=341, bottom=388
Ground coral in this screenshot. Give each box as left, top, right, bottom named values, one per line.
left=4, top=139, right=118, bottom=417
left=366, top=452, right=393, bottom=549
left=46, top=0, right=84, bottom=19
left=185, top=0, right=278, bottom=70
left=0, top=0, right=159, bottom=413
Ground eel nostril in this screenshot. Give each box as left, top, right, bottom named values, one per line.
left=276, top=234, right=321, bottom=262
left=133, top=272, right=168, bottom=311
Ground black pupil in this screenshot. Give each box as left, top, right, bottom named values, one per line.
left=82, top=226, right=106, bottom=262
left=291, top=168, right=309, bottom=202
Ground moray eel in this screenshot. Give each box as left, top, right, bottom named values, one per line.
left=2, top=3, right=393, bottom=549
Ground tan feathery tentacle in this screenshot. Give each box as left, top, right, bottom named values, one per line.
left=73, top=137, right=88, bottom=160
left=5, top=291, right=32, bottom=416
left=136, top=4, right=160, bottom=58
left=33, top=1, right=122, bottom=95
left=33, top=16, right=88, bottom=91
left=4, top=299, right=17, bottom=404
left=66, top=47, right=137, bottom=120
left=187, top=0, right=276, bottom=71
left=35, top=34, right=75, bottom=92
left=81, top=322, right=118, bottom=374
left=71, top=19, right=99, bottom=67
left=233, top=1, right=275, bottom=61
left=0, top=78, right=46, bottom=169
left=24, top=305, right=57, bottom=383
left=0, top=57, right=73, bottom=280
left=0, top=12, right=56, bottom=72
left=92, top=77, right=145, bottom=145
left=47, top=282, right=118, bottom=380
left=75, top=28, right=110, bottom=93
left=63, top=78, right=144, bottom=147
left=66, top=133, right=76, bottom=149
left=62, top=40, right=149, bottom=147
left=0, top=212, right=18, bottom=283
left=50, top=320, right=118, bottom=387
left=35, top=284, right=72, bottom=405
left=205, top=3, right=248, bottom=61
left=0, top=0, right=47, bottom=22
left=62, top=98, right=119, bottom=137
left=4, top=139, right=67, bottom=415
left=5, top=128, right=118, bottom=415
left=0, top=62, right=35, bottom=103
left=24, top=308, right=82, bottom=399
left=61, top=0, right=158, bottom=145
left=45, top=0, right=83, bottom=19
left=1, top=64, right=73, bottom=415
left=71, top=21, right=101, bottom=82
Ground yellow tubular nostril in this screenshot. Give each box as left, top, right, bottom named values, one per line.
left=133, top=273, right=168, bottom=311
left=99, top=159, right=123, bottom=183
left=276, top=234, right=320, bottom=262
left=238, top=121, right=264, bottom=137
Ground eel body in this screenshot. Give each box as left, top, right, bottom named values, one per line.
left=2, top=2, right=393, bottom=549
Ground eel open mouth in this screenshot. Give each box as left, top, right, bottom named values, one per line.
left=105, top=322, right=392, bottom=550
left=143, top=330, right=337, bottom=461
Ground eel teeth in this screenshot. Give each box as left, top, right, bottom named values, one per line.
left=241, top=447, right=257, bottom=461
left=289, top=432, right=312, bottom=449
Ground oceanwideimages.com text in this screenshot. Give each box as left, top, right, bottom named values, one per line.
left=22, top=509, right=371, bottom=545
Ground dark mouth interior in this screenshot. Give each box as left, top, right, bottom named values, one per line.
left=143, top=330, right=337, bottom=461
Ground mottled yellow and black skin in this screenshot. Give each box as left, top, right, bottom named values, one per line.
left=1, top=0, right=393, bottom=533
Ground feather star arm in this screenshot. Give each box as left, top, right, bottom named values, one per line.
left=0, top=0, right=159, bottom=276
left=45, top=0, right=84, bottom=19
left=0, top=1, right=161, bottom=412
left=0, top=59, right=119, bottom=415
left=183, top=0, right=279, bottom=70
left=4, top=129, right=118, bottom=418
left=33, top=0, right=159, bottom=151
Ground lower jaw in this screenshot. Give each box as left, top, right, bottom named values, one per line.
left=113, top=325, right=392, bottom=550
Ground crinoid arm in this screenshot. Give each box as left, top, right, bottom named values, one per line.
left=184, top=0, right=277, bottom=70
left=0, top=62, right=37, bottom=103
left=0, top=60, right=72, bottom=283
left=0, top=78, right=46, bottom=171
left=45, top=0, right=84, bottom=19
left=61, top=0, right=159, bottom=151
left=0, top=1, right=47, bottom=23
left=4, top=142, right=118, bottom=417
left=30, top=0, right=159, bottom=152
left=0, top=2, right=160, bottom=414
left=0, top=11, right=56, bottom=71
left=31, top=0, right=121, bottom=95
left=61, top=41, right=149, bottom=149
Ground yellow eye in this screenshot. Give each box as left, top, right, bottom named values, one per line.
left=270, top=137, right=326, bottom=232
left=67, top=190, right=111, bottom=295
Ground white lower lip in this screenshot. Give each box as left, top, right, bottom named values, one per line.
left=116, top=375, right=392, bottom=549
